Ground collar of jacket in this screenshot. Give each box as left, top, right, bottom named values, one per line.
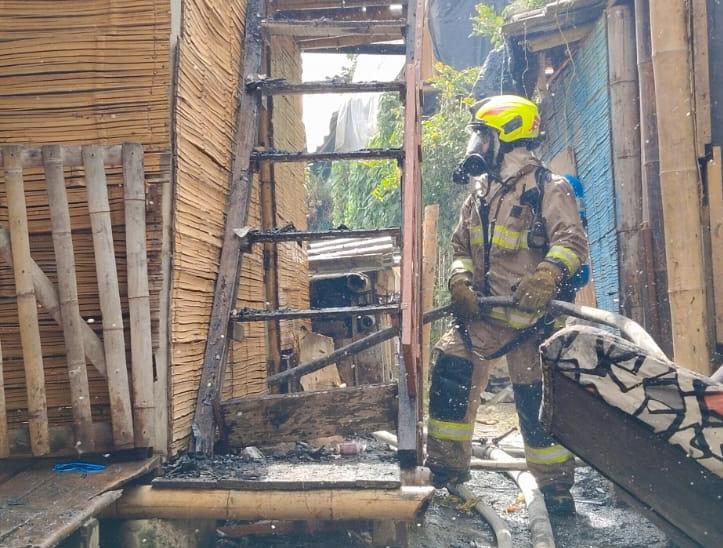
left=499, top=147, right=541, bottom=181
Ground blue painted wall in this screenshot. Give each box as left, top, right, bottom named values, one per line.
left=540, top=16, right=619, bottom=312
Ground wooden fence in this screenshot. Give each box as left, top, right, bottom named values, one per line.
left=0, top=143, right=154, bottom=457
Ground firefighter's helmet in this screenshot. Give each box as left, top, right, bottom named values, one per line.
left=472, top=95, right=541, bottom=143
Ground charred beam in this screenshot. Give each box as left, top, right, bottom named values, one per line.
left=304, top=44, right=406, bottom=55
left=247, top=79, right=404, bottom=95
left=233, top=304, right=400, bottom=322
left=261, top=19, right=404, bottom=38
left=252, top=148, right=403, bottom=163
left=234, top=226, right=400, bottom=245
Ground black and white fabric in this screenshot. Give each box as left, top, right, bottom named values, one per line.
left=541, top=325, right=723, bottom=477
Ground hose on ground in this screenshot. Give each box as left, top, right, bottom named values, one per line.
left=447, top=482, right=513, bottom=548
left=476, top=444, right=556, bottom=548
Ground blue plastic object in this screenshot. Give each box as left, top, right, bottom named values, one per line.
left=53, top=462, right=107, bottom=474
left=563, top=174, right=591, bottom=290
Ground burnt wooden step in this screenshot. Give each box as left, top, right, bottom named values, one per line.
left=247, top=78, right=404, bottom=95
left=219, top=383, right=399, bottom=447
left=233, top=304, right=400, bottom=322
left=252, top=148, right=404, bottom=163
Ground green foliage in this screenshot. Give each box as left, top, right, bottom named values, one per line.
left=471, top=1, right=554, bottom=46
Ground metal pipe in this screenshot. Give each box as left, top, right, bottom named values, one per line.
left=346, top=273, right=371, bottom=293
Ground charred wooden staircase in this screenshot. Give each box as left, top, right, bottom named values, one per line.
left=191, top=0, right=426, bottom=467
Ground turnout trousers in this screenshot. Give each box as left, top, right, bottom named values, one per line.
left=427, top=318, right=575, bottom=489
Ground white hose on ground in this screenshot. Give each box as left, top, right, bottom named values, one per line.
left=447, top=483, right=513, bottom=548
left=476, top=445, right=556, bottom=548
left=373, top=431, right=515, bottom=546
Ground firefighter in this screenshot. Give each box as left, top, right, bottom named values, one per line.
left=427, top=95, right=588, bottom=516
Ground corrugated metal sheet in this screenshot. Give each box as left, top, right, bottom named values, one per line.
left=541, top=16, right=619, bottom=312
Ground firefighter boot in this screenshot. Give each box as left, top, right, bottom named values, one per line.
left=426, top=352, right=477, bottom=487
left=513, top=381, right=576, bottom=516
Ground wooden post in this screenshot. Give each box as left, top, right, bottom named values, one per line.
left=122, top=144, right=155, bottom=448
left=649, top=0, right=712, bottom=374
left=0, top=226, right=107, bottom=376
left=43, top=145, right=95, bottom=452
left=635, top=0, right=672, bottom=356
left=707, top=147, right=723, bottom=345
left=0, top=337, right=8, bottom=458
left=421, top=205, right=438, bottom=388
left=191, top=0, right=267, bottom=455
left=3, top=145, right=49, bottom=456
left=608, top=3, right=645, bottom=325
left=259, top=104, right=283, bottom=390
left=83, top=145, right=134, bottom=447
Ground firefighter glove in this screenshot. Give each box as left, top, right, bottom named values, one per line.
left=449, top=274, right=481, bottom=323
left=514, top=262, right=563, bottom=313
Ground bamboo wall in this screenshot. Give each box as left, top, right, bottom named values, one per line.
left=0, top=1, right=171, bottom=442
left=171, top=1, right=308, bottom=453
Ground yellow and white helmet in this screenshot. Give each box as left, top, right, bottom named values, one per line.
left=471, top=95, right=541, bottom=143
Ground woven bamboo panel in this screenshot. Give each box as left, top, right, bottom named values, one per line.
left=0, top=1, right=170, bottom=435
left=171, top=3, right=309, bottom=451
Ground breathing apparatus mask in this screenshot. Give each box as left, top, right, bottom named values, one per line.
left=452, top=125, right=503, bottom=185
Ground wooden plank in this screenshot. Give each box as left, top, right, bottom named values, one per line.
left=258, top=102, right=283, bottom=385
left=250, top=79, right=404, bottom=95
left=303, top=44, right=406, bottom=55
left=298, top=331, right=342, bottom=391
left=7, top=422, right=113, bottom=459
left=543, top=372, right=723, bottom=547
left=43, top=144, right=95, bottom=453
left=266, top=326, right=399, bottom=386
left=83, top=145, right=134, bottom=448
left=122, top=143, right=155, bottom=448
left=252, top=148, right=403, bottom=162
left=298, top=34, right=405, bottom=50
left=707, top=146, right=723, bottom=343
left=220, top=383, right=398, bottom=446
left=397, top=0, right=425, bottom=466
left=274, top=0, right=407, bottom=9
left=692, top=0, right=712, bottom=156
left=0, top=337, right=7, bottom=458
left=3, top=145, right=49, bottom=457
left=234, top=304, right=399, bottom=322
left=238, top=226, right=400, bottom=244
left=0, top=145, right=122, bottom=169
left=191, top=0, right=268, bottom=456
left=0, top=456, right=159, bottom=547
left=421, top=205, right=438, bottom=389
left=0, top=227, right=107, bottom=377
left=261, top=19, right=404, bottom=38
left=275, top=5, right=406, bottom=22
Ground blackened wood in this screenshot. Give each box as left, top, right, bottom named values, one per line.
left=304, top=44, right=407, bottom=55
left=274, top=0, right=407, bottom=9
left=191, top=0, right=266, bottom=456
left=238, top=226, right=400, bottom=244
left=274, top=5, right=405, bottom=21
left=544, top=372, right=723, bottom=547
left=266, top=326, right=399, bottom=386
left=234, top=304, right=400, bottom=322
left=261, top=19, right=404, bottom=38
left=252, top=148, right=403, bottom=162
left=220, top=384, right=398, bottom=446
left=249, top=79, right=404, bottom=95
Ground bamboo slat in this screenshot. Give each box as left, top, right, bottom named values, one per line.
left=123, top=143, right=154, bottom=448
left=43, top=144, right=95, bottom=452
left=83, top=145, right=134, bottom=448
left=3, top=145, right=49, bottom=456
left=707, top=147, right=723, bottom=343
left=0, top=337, right=8, bottom=457
left=649, top=0, right=712, bottom=373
